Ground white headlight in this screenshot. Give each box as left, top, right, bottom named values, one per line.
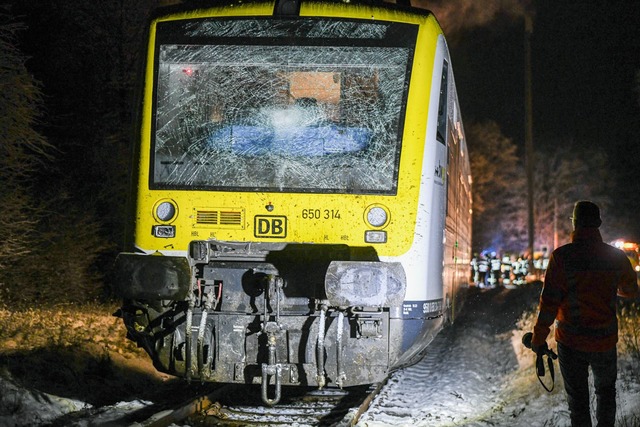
left=367, top=206, right=388, bottom=228
left=156, top=201, right=176, bottom=222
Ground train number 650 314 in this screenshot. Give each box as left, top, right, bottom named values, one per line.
left=302, top=209, right=341, bottom=220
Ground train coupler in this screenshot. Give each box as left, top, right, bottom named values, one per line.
left=261, top=361, right=283, bottom=406
left=259, top=274, right=285, bottom=405
left=261, top=330, right=283, bottom=405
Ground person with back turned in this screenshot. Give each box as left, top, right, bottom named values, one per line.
left=531, top=200, right=638, bottom=427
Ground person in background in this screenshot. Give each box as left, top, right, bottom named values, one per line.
left=501, top=254, right=513, bottom=287
left=477, top=254, right=489, bottom=288
left=512, top=255, right=527, bottom=286
left=488, top=252, right=501, bottom=288
left=471, top=253, right=479, bottom=285
left=531, top=200, right=638, bottom=427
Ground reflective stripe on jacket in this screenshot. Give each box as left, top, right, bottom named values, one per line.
left=532, top=228, right=638, bottom=352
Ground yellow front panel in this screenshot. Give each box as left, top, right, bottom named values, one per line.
left=134, top=3, right=443, bottom=258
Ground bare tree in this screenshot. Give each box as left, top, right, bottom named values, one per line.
left=0, top=15, right=52, bottom=271
left=533, top=141, right=612, bottom=250
left=0, top=1, right=159, bottom=304
left=467, top=121, right=526, bottom=254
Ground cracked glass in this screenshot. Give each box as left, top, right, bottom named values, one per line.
left=152, top=18, right=416, bottom=194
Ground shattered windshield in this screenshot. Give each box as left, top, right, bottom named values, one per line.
left=152, top=18, right=416, bottom=194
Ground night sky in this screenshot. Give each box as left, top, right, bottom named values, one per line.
left=428, top=0, right=640, bottom=240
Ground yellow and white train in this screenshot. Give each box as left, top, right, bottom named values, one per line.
left=114, top=0, right=472, bottom=404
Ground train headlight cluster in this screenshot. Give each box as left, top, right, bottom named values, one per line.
left=364, top=204, right=389, bottom=244
left=152, top=199, right=177, bottom=238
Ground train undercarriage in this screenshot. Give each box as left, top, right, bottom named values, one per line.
left=114, top=241, right=408, bottom=405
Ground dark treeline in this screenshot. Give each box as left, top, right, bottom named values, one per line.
left=1, top=1, right=156, bottom=305
left=467, top=121, right=616, bottom=256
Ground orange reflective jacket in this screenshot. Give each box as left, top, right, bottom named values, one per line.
left=532, top=228, right=639, bottom=352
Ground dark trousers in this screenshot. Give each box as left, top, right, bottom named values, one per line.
left=557, top=342, right=617, bottom=427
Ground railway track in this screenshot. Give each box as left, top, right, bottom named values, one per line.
left=134, top=382, right=384, bottom=427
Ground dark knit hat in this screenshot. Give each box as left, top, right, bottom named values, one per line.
left=571, top=200, right=602, bottom=228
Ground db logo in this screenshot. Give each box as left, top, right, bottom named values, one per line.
left=254, top=215, right=287, bottom=238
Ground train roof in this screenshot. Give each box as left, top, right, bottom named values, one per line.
left=155, top=0, right=433, bottom=19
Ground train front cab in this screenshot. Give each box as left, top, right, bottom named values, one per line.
left=114, top=1, right=472, bottom=405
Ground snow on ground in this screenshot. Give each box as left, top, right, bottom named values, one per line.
left=0, top=371, right=152, bottom=427
left=0, top=370, right=90, bottom=427
left=357, top=285, right=640, bottom=427
left=0, top=286, right=639, bottom=426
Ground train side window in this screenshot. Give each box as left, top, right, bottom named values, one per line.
left=436, top=61, right=448, bottom=144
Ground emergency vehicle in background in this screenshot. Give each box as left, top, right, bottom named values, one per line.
left=612, top=240, right=640, bottom=276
